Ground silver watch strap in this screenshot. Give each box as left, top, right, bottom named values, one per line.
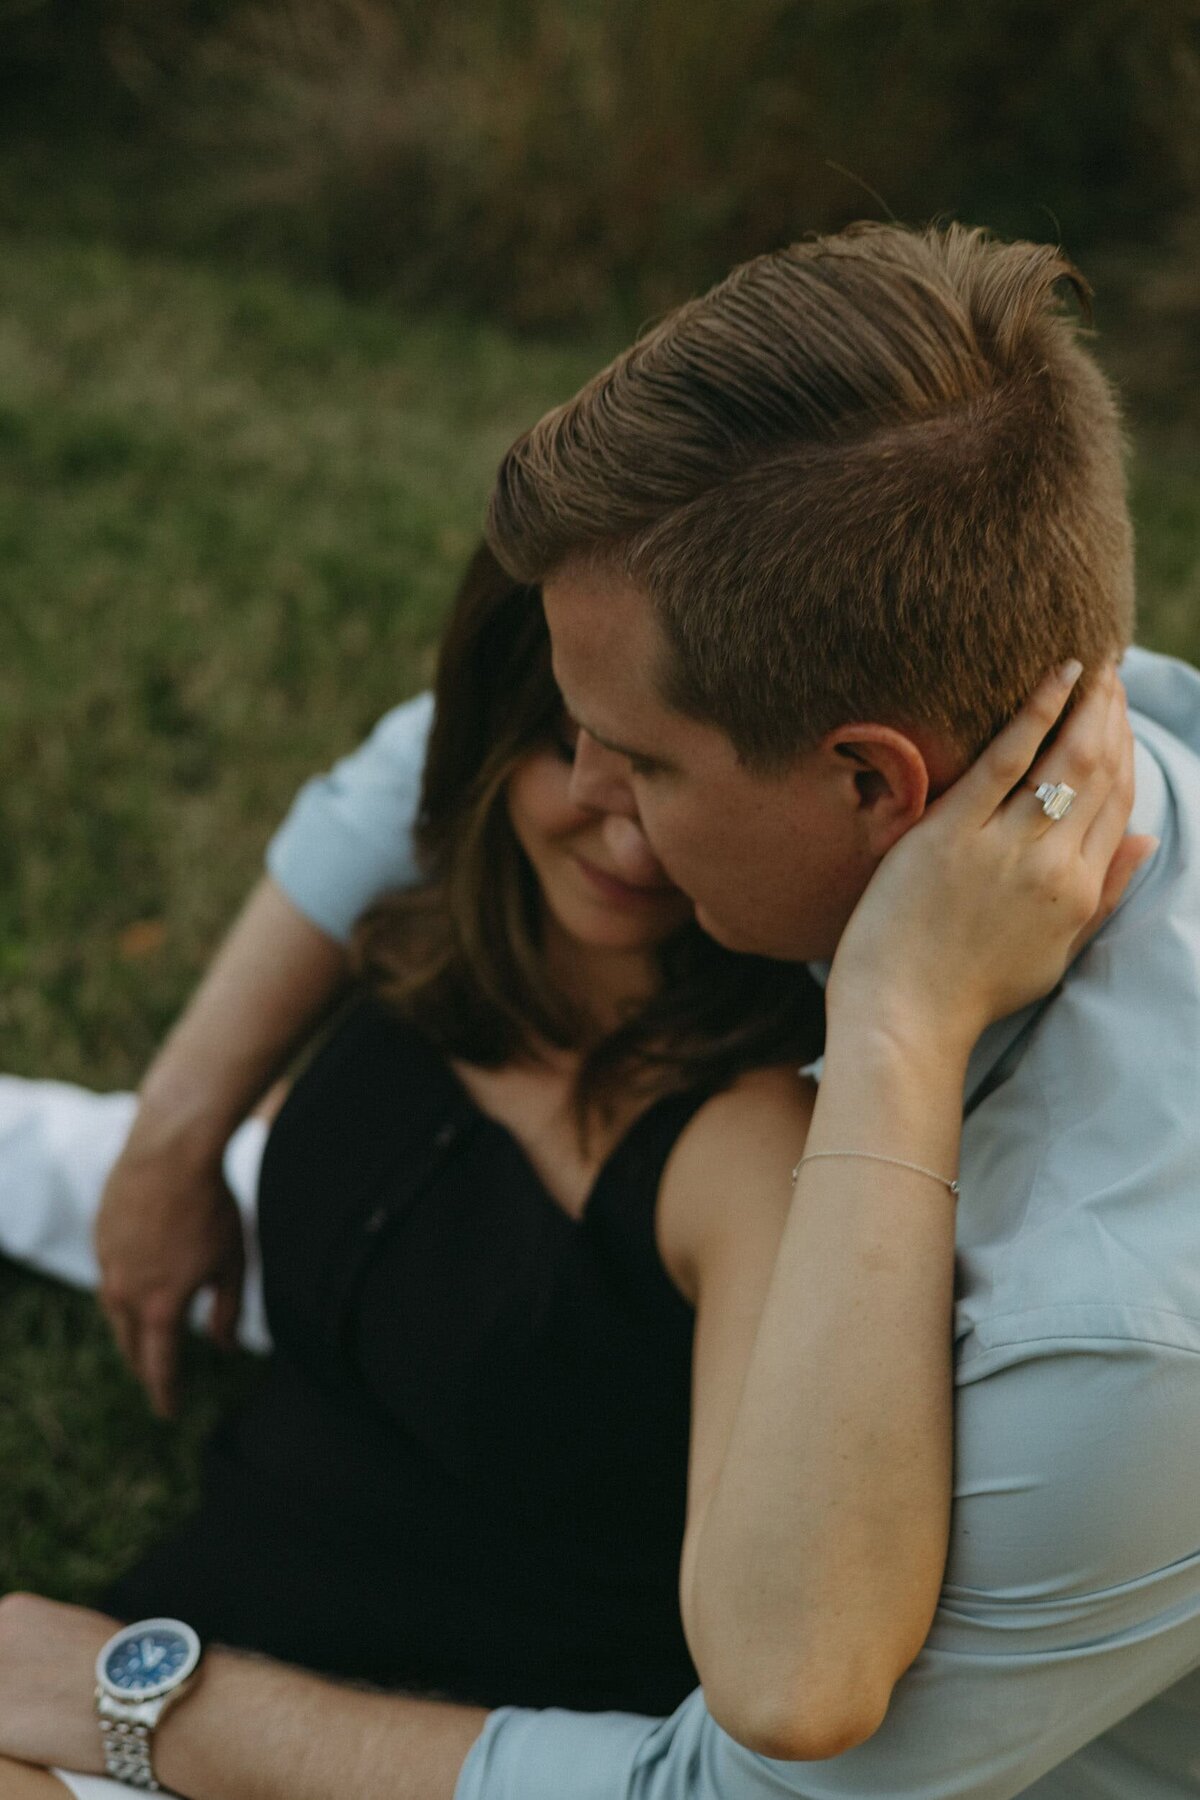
left=97, top=1707, right=160, bottom=1791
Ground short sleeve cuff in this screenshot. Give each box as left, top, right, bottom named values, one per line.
left=266, top=788, right=420, bottom=944
left=454, top=1706, right=659, bottom=1800
left=265, top=691, right=435, bottom=942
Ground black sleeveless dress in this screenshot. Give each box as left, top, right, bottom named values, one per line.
left=105, top=1000, right=712, bottom=1713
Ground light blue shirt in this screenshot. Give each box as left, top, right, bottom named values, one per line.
left=268, top=647, right=1200, bottom=1799
left=266, top=690, right=435, bottom=941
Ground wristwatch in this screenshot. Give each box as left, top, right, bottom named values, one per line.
left=94, top=1617, right=203, bottom=1791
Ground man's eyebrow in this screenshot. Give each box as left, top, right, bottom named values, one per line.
left=568, top=712, right=667, bottom=769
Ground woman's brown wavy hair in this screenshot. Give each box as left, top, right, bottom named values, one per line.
left=352, top=543, right=823, bottom=1134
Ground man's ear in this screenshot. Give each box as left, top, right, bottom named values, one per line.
left=825, top=724, right=931, bottom=856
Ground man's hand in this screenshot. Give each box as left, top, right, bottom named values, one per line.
left=91, top=875, right=349, bottom=1418
left=96, top=1145, right=245, bottom=1420
left=0, top=1594, right=112, bottom=1776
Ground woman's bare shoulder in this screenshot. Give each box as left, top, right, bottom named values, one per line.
left=656, top=1064, right=816, bottom=1303
left=677, top=1061, right=817, bottom=1158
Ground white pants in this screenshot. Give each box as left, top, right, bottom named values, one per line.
left=0, top=1075, right=273, bottom=1353
left=0, top=1076, right=274, bottom=1799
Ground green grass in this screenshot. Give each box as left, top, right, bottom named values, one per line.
left=0, top=238, right=612, bottom=1088
left=0, top=236, right=610, bottom=1598
left=1128, top=434, right=1200, bottom=660
left=0, top=1266, right=255, bottom=1600
left=1, top=234, right=1198, bottom=1602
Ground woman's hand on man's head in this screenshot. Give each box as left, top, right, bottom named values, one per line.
left=827, top=660, right=1155, bottom=1062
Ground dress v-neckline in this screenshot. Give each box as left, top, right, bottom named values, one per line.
left=440, top=1053, right=690, bottom=1227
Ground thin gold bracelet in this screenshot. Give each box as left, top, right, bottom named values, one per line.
left=792, top=1150, right=960, bottom=1196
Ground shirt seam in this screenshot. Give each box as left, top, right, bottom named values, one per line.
left=958, top=1326, right=1200, bottom=1370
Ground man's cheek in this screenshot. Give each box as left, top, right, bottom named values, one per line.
left=651, top=842, right=697, bottom=901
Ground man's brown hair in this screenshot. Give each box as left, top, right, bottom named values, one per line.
left=486, top=222, right=1134, bottom=769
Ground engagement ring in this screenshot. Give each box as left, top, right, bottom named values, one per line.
left=1032, top=780, right=1077, bottom=821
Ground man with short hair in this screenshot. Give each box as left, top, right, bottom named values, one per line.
left=3, top=221, right=1198, bottom=1799
left=487, top=225, right=1135, bottom=964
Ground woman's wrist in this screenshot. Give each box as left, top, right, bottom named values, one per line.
left=821, top=997, right=975, bottom=1088
left=809, top=1008, right=969, bottom=1200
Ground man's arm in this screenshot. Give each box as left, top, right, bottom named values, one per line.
left=156, top=1652, right=486, bottom=1800
left=0, top=1596, right=486, bottom=1800
left=0, top=1760, right=65, bottom=1797
left=95, top=876, right=348, bottom=1414
left=95, top=691, right=435, bottom=1415
left=7, top=1341, right=1196, bottom=1800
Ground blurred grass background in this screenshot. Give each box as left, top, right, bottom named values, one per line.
left=1, top=0, right=1197, bottom=1601
left=0, top=243, right=608, bottom=1596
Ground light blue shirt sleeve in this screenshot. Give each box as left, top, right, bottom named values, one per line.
left=264, top=692, right=434, bottom=943
left=455, top=1339, right=1200, bottom=1800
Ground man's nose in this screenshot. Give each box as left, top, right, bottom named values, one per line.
left=569, top=730, right=639, bottom=819
left=599, top=813, right=669, bottom=887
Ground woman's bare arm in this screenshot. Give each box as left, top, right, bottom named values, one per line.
left=671, top=664, right=1150, bottom=1762
left=672, top=1039, right=960, bottom=1761
left=660, top=1054, right=956, bottom=1762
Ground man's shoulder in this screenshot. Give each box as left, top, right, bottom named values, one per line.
left=955, top=717, right=1200, bottom=1370
left=1122, top=643, right=1200, bottom=759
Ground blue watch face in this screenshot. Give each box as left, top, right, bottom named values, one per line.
left=104, top=1628, right=191, bottom=1694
